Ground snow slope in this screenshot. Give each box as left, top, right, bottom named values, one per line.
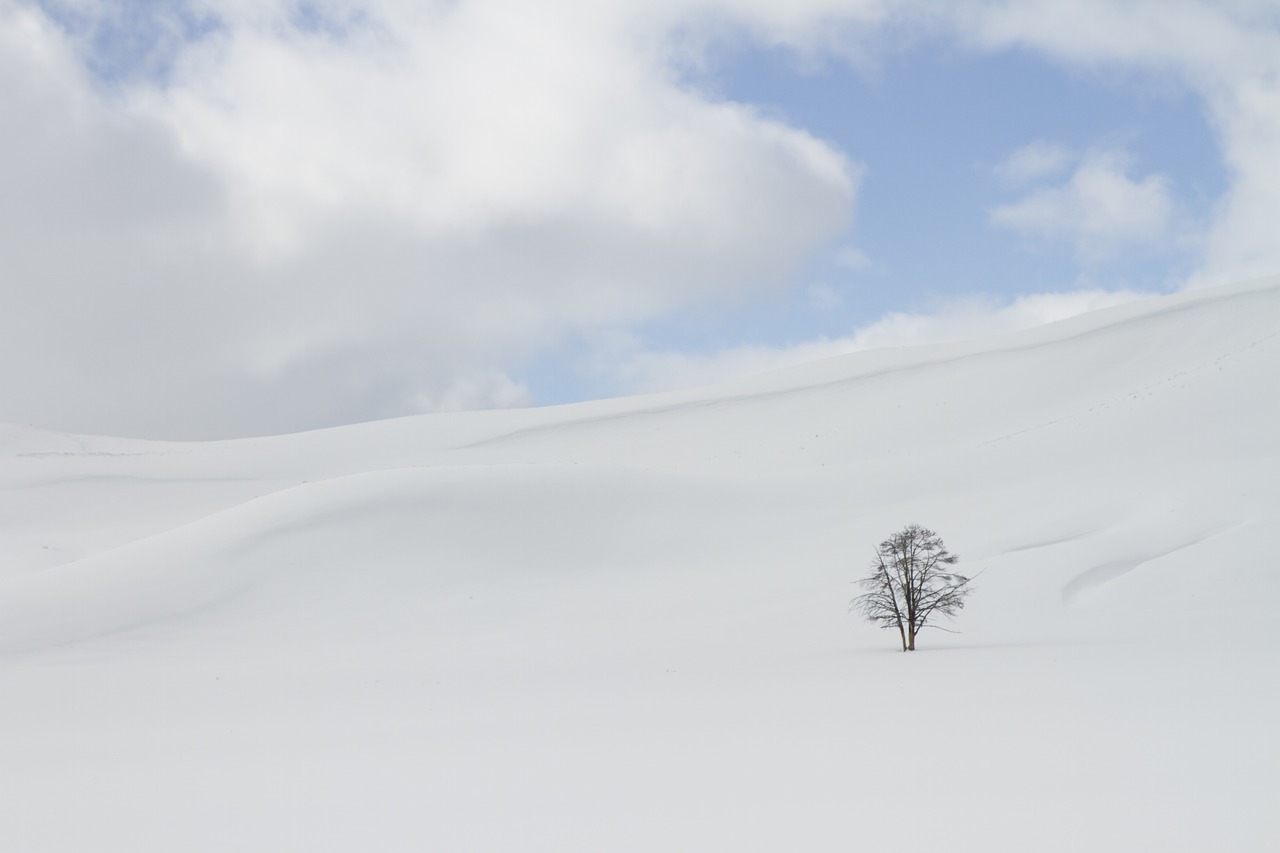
left=2, top=276, right=1278, bottom=851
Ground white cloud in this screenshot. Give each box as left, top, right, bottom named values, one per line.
left=612, top=289, right=1152, bottom=394
left=994, top=140, right=1073, bottom=186
left=953, top=0, right=1280, bottom=285
left=841, top=288, right=1150, bottom=349
left=832, top=245, right=872, bottom=271
left=612, top=337, right=853, bottom=395
left=806, top=281, right=845, bottom=311
left=403, top=371, right=532, bottom=414
left=989, top=149, right=1173, bottom=259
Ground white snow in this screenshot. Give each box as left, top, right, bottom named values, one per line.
left=2, top=276, right=1278, bottom=851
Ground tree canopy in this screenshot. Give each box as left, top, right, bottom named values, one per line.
left=851, top=525, right=972, bottom=651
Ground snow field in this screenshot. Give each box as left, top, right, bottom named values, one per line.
left=1, top=276, right=1278, bottom=850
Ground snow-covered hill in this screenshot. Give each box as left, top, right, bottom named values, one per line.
left=2, top=276, right=1278, bottom=851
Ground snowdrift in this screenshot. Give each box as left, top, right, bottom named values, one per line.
left=2, top=276, right=1278, bottom=851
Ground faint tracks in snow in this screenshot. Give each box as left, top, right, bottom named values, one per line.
left=982, top=328, right=1280, bottom=449
left=15, top=450, right=176, bottom=459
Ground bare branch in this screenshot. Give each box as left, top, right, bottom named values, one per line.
left=850, top=524, right=973, bottom=651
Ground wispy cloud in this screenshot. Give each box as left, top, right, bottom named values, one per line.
left=993, top=140, right=1073, bottom=186
left=990, top=149, right=1173, bottom=259
left=806, top=281, right=845, bottom=311
left=610, top=289, right=1153, bottom=394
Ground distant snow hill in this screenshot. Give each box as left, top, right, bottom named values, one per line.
left=2, top=276, right=1278, bottom=852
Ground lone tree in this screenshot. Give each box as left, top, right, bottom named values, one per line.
left=851, top=524, right=972, bottom=651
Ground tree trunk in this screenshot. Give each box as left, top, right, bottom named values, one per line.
left=897, top=622, right=907, bottom=652
left=907, top=628, right=916, bottom=651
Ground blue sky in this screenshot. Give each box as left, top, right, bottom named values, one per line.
left=725, top=42, right=1221, bottom=304
left=1, top=1, right=1277, bottom=438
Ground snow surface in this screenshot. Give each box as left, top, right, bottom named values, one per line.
left=2, top=276, right=1279, bottom=851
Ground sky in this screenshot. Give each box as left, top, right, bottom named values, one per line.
left=2, top=0, right=1278, bottom=439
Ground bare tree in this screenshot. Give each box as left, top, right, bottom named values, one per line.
left=851, top=525, right=971, bottom=651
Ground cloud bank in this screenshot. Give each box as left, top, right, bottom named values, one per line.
left=1, top=0, right=857, bottom=437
